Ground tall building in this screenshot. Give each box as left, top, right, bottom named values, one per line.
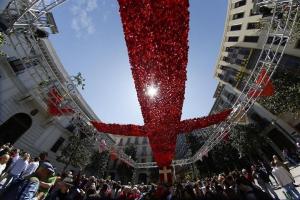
left=211, top=0, right=300, bottom=158
left=0, top=1, right=119, bottom=172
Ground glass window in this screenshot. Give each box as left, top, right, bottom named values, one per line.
left=230, top=24, right=242, bottom=31
left=232, top=12, right=244, bottom=20
left=119, top=138, right=123, bottom=146
left=296, top=39, right=300, bottom=49
left=228, top=36, right=239, bottom=42
left=142, top=137, right=148, bottom=144
left=247, top=22, right=260, bottom=29
left=51, top=137, right=65, bottom=153
left=126, top=138, right=131, bottom=145
left=244, top=36, right=259, bottom=43
left=134, top=137, right=139, bottom=145
left=234, top=0, right=246, bottom=8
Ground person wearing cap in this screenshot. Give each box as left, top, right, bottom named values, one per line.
left=35, top=162, right=57, bottom=200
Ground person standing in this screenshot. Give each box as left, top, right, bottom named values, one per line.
left=271, top=161, right=300, bottom=200
left=21, top=157, right=40, bottom=178
left=0, top=161, right=56, bottom=199
left=1, top=153, right=30, bottom=188
left=0, top=154, right=10, bottom=175
left=251, top=165, right=280, bottom=200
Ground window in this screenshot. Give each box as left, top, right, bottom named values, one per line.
left=244, top=36, right=259, bottom=43
left=225, top=47, right=234, bottom=52
left=223, top=56, right=233, bottom=64
left=239, top=48, right=251, bottom=55
left=228, top=36, right=239, bottom=42
left=134, top=137, right=139, bottom=145
left=247, top=22, right=260, bottom=29
left=235, top=59, right=243, bottom=65
left=234, top=0, right=246, bottom=8
left=267, top=36, right=287, bottom=46
left=118, top=138, right=123, bottom=146
left=51, top=137, right=65, bottom=153
left=295, top=39, right=300, bottom=49
left=126, top=138, right=131, bottom=145
left=230, top=24, right=242, bottom=31
left=142, top=137, right=148, bottom=144
left=232, top=12, right=244, bottom=20
left=8, top=58, right=25, bottom=73
left=141, top=146, right=147, bottom=156
left=250, top=9, right=259, bottom=16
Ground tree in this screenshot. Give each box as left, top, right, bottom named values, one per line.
left=259, top=69, right=300, bottom=116
left=85, top=150, right=109, bottom=178
left=0, top=32, right=5, bottom=56
left=57, top=135, right=93, bottom=171
left=229, top=123, right=268, bottom=160
left=117, top=144, right=137, bottom=184
left=71, top=72, right=86, bottom=90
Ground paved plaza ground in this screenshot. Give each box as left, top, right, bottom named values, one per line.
left=274, top=166, right=300, bottom=200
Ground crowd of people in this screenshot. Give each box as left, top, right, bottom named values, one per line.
left=0, top=142, right=300, bottom=200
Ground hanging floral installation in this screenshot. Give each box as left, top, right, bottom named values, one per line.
left=248, top=68, right=275, bottom=97
left=47, top=87, right=74, bottom=116
left=92, top=0, right=231, bottom=167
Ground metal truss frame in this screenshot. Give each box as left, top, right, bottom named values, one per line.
left=1, top=0, right=299, bottom=169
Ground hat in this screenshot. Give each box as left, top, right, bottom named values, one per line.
left=40, top=162, right=55, bottom=173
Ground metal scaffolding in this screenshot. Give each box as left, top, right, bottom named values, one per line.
left=1, top=0, right=299, bottom=169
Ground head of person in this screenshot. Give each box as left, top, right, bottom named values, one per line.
left=11, top=148, right=19, bottom=156
left=23, top=153, right=30, bottom=161
left=0, top=154, right=10, bottom=164
left=35, top=161, right=55, bottom=181
left=39, top=152, right=48, bottom=161
left=271, top=161, right=276, bottom=167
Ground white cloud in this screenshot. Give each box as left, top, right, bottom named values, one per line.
left=70, top=0, right=98, bottom=37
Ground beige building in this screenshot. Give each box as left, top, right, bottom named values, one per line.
left=211, top=0, right=300, bottom=158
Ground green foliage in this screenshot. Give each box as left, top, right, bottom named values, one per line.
left=85, top=150, right=109, bottom=178
left=57, top=135, right=93, bottom=170
left=259, top=69, right=300, bottom=115
left=229, top=123, right=268, bottom=156
left=0, top=33, right=5, bottom=56
left=71, top=72, right=86, bottom=90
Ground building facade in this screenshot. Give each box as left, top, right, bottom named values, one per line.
left=0, top=1, right=113, bottom=172
left=211, top=0, right=300, bottom=158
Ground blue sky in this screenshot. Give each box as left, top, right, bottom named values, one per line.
left=50, top=0, right=227, bottom=125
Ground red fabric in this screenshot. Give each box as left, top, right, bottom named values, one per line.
left=92, top=0, right=231, bottom=167
left=47, top=88, right=74, bottom=116
left=90, top=121, right=145, bottom=136
left=179, top=109, right=232, bottom=133
left=248, top=68, right=275, bottom=97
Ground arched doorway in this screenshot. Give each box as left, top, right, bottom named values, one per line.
left=138, top=173, right=147, bottom=184
left=0, top=113, right=32, bottom=145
